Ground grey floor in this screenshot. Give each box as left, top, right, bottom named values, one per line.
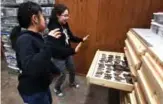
left=1, top=60, right=109, bottom=104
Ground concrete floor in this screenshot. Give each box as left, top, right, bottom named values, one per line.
left=1, top=60, right=109, bottom=104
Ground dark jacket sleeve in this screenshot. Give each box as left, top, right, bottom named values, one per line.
left=67, top=24, right=83, bottom=43
left=45, top=36, right=76, bottom=57
left=16, top=35, right=75, bottom=76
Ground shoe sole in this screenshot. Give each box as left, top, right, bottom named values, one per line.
left=54, top=89, right=64, bottom=97
left=70, top=85, right=80, bottom=88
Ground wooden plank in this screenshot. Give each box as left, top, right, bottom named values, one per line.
left=142, top=55, right=163, bottom=91
left=124, top=94, right=131, bottom=104
left=134, top=82, right=147, bottom=104
left=148, top=47, right=163, bottom=67
left=141, top=56, right=163, bottom=103
left=145, top=52, right=163, bottom=80
left=88, top=76, right=133, bottom=92
left=120, top=92, right=131, bottom=104
left=127, top=30, right=146, bottom=56
left=97, top=50, right=125, bottom=57
left=124, top=47, right=137, bottom=77
left=125, top=39, right=141, bottom=70
left=128, top=90, right=138, bottom=104
left=137, top=69, right=160, bottom=104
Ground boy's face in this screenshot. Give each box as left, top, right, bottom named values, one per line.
left=38, top=12, right=46, bottom=32
left=57, top=9, right=69, bottom=25
left=32, top=12, right=46, bottom=32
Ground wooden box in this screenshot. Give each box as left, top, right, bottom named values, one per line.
left=86, top=50, right=134, bottom=92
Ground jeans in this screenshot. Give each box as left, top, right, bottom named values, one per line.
left=51, top=56, right=76, bottom=89
left=20, top=88, right=52, bottom=104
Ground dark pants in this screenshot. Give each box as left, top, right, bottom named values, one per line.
left=19, top=88, right=52, bottom=104
left=52, top=56, right=76, bottom=89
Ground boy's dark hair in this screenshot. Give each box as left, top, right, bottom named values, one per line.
left=48, top=4, right=68, bottom=29
left=10, top=1, right=42, bottom=50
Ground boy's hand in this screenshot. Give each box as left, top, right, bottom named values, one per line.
left=83, top=35, right=90, bottom=41
left=48, top=28, right=61, bottom=39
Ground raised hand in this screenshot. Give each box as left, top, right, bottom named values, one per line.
left=48, top=28, right=61, bottom=39
left=83, top=35, right=90, bottom=41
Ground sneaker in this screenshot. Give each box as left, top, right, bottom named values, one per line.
left=70, top=82, right=80, bottom=88
left=54, top=88, right=64, bottom=97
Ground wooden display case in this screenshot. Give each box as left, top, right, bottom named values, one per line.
left=86, top=50, right=134, bottom=92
